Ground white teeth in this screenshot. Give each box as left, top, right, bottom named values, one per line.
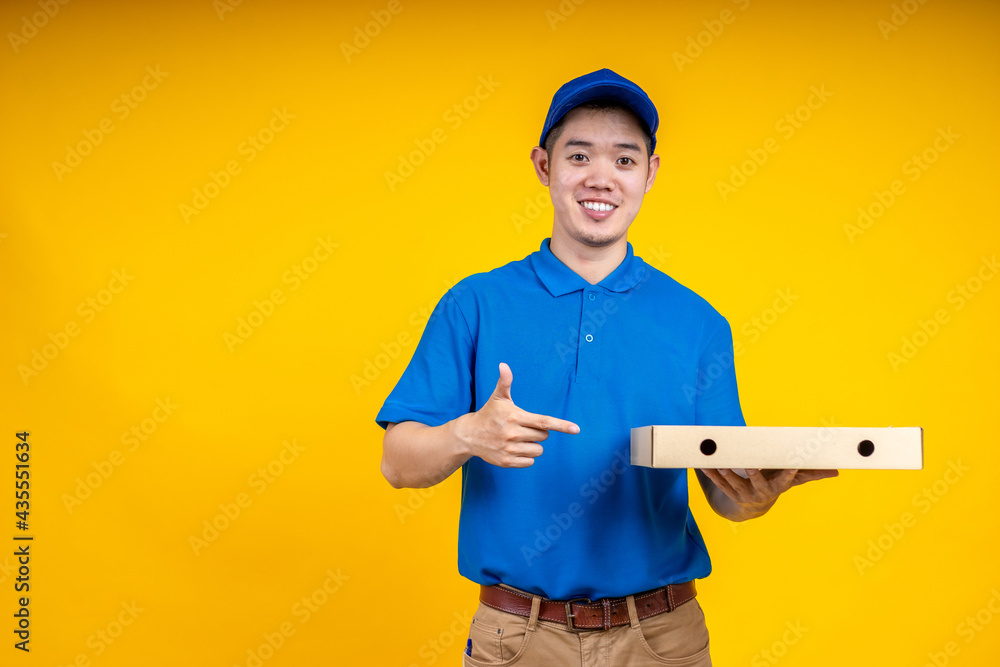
left=582, top=201, right=616, bottom=212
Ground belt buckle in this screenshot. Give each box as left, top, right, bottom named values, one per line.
left=564, top=597, right=592, bottom=632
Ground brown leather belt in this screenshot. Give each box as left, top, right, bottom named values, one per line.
left=480, top=581, right=696, bottom=632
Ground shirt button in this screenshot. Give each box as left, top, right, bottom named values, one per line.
left=588, top=293, right=596, bottom=301
left=585, top=334, right=594, bottom=342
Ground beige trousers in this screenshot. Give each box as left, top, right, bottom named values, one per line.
left=462, top=590, right=712, bottom=666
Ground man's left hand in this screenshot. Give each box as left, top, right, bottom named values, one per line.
left=698, top=468, right=839, bottom=521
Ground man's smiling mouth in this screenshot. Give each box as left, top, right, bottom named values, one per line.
left=580, top=200, right=618, bottom=212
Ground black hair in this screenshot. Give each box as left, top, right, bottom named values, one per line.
left=542, top=99, right=654, bottom=157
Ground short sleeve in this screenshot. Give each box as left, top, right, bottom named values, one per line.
left=694, top=318, right=746, bottom=427
left=375, top=288, right=476, bottom=430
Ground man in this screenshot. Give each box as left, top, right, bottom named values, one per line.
left=377, top=69, right=836, bottom=666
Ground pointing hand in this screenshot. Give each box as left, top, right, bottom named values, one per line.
left=458, top=362, right=580, bottom=468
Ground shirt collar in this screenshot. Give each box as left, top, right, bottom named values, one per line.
left=530, top=237, right=648, bottom=297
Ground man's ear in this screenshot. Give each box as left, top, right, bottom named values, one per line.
left=644, top=153, right=660, bottom=193
left=530, top=146, right=550, bottom=187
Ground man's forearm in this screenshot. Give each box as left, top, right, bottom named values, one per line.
left=381, top=418, right=474, bottom=489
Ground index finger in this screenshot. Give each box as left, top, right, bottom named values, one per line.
left=793, top=469, right=840, bottom=485
left=518, top=409, right=580, bottom=435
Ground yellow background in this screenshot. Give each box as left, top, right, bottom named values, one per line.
left=2, top=0, right=998, bottom=665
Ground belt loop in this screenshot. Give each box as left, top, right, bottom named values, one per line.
left=625, top=594, right=641, bottom=629
left=527, top=595, right=541, bottom=632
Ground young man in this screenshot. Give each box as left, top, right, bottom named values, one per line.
left=377, top=69, right=835, bottom=666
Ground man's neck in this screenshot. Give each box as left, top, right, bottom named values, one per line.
left=548, top=235, right=628, bottom=285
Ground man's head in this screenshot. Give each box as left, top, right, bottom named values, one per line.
left=531, top=69, right=660, bottom=252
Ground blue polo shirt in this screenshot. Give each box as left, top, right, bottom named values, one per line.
left=376, top=238, right=744, bottom=600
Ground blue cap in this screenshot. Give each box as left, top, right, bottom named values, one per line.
left=539, top=68, right=658, bottom=153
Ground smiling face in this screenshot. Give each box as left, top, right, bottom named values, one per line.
left=531, top=105, right=659, bottom=255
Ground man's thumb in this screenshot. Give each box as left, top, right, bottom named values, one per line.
left=493, top=362, right=513, bottom=400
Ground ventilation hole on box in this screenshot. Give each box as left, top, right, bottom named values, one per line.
left=700, top=439, right=717, bottom=456
left=858, top=440, right=875, bottom=457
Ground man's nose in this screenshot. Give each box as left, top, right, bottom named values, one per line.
left=583, top=159, right=615, bottom=190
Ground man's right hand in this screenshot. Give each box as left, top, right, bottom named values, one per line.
left=456, top=362, right=580, bottom=468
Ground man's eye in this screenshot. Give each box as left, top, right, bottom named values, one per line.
left=570, top=154, right=587, bottom=161
left=618, top=157, right=634, bottom=166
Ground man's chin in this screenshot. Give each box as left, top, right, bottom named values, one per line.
left=576, top=230, right=624, bottom=248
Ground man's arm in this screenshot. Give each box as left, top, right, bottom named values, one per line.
left=380, top=362, right=580, bottom=489
left=380, top=419, right=472, bottom=489
left=696, top=468, right=839, bottom=522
